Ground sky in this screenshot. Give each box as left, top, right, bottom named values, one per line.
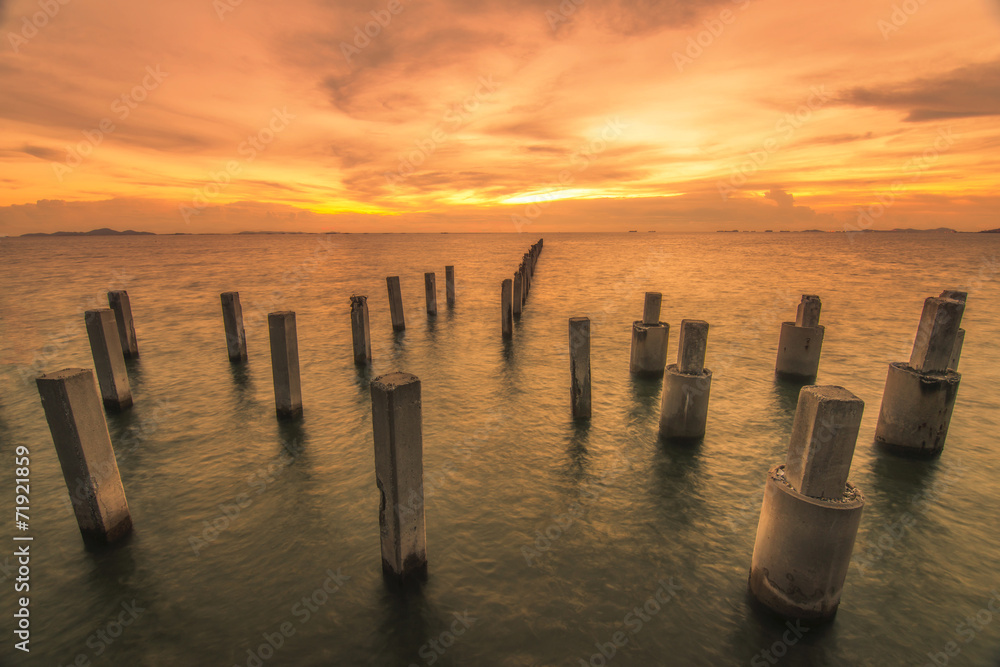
left=0, top=0, right=998, bottom=234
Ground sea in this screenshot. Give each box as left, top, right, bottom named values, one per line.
left=0, top=231, right=998, bottom=666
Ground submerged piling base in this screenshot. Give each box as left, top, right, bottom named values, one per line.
left=749, top=466, right=864, bottom=620
left=659, top=364, right=712, bottom=441
left=874, top=362, right=960, bottom=457
left=775, top=322, right=825, bottom=382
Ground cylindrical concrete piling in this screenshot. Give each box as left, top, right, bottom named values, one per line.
left=775, top=295, right=826, bottom=382
left=569, top=317, right=591, bottom=419
left=268, top=311, right=302, bottom=419
left=445, top=266, right=455, bottom=307
left=630, top=292, right=669, bottom=377
left=370, top=372, right=427, bottom=581
left=501, top=279, right=513, bottom=339
left=642, top=292, right=662, bottom=326
left=875, top=295, right=964, bottom=457
left=386, top=276, right=405, bottom=331
left=659, top=320, right=712, bottom=441
left=107, top=290, right=139, bottom=359
left=350, top=295, right=372, bottom=366
left=520, top=263, right=527, bottom=307
left=512, top=272, right=523, bottom=319
left=36, top=368, right=132, bottom=546
left=84, top=308, right=132, bottom=412
left=749, top=386, right=865, bottom=620
left=424, top=272, right=437, bottom=316
left=221, top=291, right=248, bottom=362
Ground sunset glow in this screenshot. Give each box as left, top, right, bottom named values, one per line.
left=1, top=0, right=998, bottom=233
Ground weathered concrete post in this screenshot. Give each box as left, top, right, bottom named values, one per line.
left=519, top=263, right=527, bottom=307
left=629, top=292, right=669, bottom=376
left=749, top=386, right=865, bottom=620
left=569, top=317, right=591, bottom=419
left=268, top=311, right=302, bottom=419
left=940, top=290, right=967, bottom=371
left=386, top=276, right=405, bottom=331
left=221, top=291, right=248, bottom=362
left=775, top=295, right=825, bottom=382
left=659, top=320, right=712, bottom=440
left=84, top=309, right=132, bottom=411
left=501, top=279, right=513, bottom=339
left=445, top=266, right=455, bottom=307
left=512, top=272, right=523, bottom=319
left=424, top=272, right=437, bottom=316
left=107, top=290, right=139, bottom=359
left=36, top=368, right=132, bottom=545
left=874, top=295, right=964, bottom=456
left=370, top=372, right=427, bottom=581
left=350, top=295, right=372, bottom=366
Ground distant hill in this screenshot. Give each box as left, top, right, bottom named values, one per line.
left=980, top=228, right=1000, bottom=233
left=888, top=228, right=957, bottom=233
left=21, top=227, right=154, bottom=237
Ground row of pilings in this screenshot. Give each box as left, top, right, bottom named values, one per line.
left=32, top=246, right=970, bottom=616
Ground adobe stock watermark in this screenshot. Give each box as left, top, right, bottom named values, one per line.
left=673, top=0, right=752, bottom=72
left=749, top=620, right=809, bottom=666
left=340, top=0, right=408, bottom=63
left=7, top=0, right=71, bottom=52
left=510, top=116, right=629, bottom=232
left=546, top=0, right=585, bottom=32
left=877, top=0, right=929, bottom=39
left=844, top=126, right=956, bottom=239
left=58, top=599, right=145, bottom=665
left=920, top=589, right=1000, bottom=666
left=213, top=0, right=245, bottom=21
left=383, top=75, right=499, bottom=186
left=408, top=612, right=477, bottom=666
left=717, top=85, right=830, bottom=200
left=179, top=107, right=295, bottom=224
left=576, top=578, right=683, bottom=667
left=51, top=66, right=168, bottom=183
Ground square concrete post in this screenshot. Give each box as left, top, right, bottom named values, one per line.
left=642, top=292, right=662, bottom=326
left=677, top=320, right=709, bottom=374
left=350, top=295, right=372, bottom=366
left=501, top=279, right=513, bottom=339
left=784, top=386, right=865, bottom=499
left=445, top=266, right=455, bottom=307
left=909, top=296, right=965, bottom=373
left=107, top=291, right=139, bottom=359
left=370, top=372, right=426, bottom=580
left=268, top=311, right=302, bottom=419
left=386, top=276, right=406, bottom=331
left=36, top=368, right=132, bottom=546
left=221, top=292, right=248, bottom=362
left=795, top=295, right=822, bottom=328
left=513, top=272, right=523, bottom=319
left=424, top=272, right=437, bottom=316
left=84, top=308, right=132, bottom=411
left=949, top=328, right=965, bottom=371
left=569, top=317, right=591, bottom=419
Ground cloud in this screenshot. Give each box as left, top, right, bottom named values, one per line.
left=841, top=59, right=1000, bottom=121
left=21, top=145, right=61, bottom=161
left=765, top=187, right=794, bottom=207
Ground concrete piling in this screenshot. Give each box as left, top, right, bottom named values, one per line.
left=501, top=279, right=513, bottom=339
left=268, top=311, right=302, bottom=419
left=386, top=276, right=406, bottom=331
left=221, top=291, right=248, bottom=362
left=950, top=328, right=965, bottom=371
left=36, top=368, right=132, bottom=546
left=350, top=295, right=372, bottom=366
left=629, top=292, right=670, bottom=377
left=370, top=372, right=427, bottom=581
left=659, top=320, right=712, bottom=441
left=445, top=266, right=455, bottom=307
left=107, top=290, right=139, bottom=359
left=569, top=317, right=591, bottom=419
left=513, top=272, right=523, bottom=319
left=424, top=272, right=437, bottom=316
left=875, top=295, right=965, bottom=456
left=749, top=386, right=865, bottom=620
left=775, top=295, right=826, bottom=382
left=84, top=308, right=132, bottom=411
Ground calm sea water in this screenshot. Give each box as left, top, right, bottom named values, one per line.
left=1, top=232, right=999, bottom=666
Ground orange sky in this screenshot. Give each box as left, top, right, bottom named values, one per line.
left=1, top=0, right=998, bottom=234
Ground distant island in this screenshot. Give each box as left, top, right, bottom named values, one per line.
left=980, top=228, right=1000, bottom=233
left=21, top=227, right=155, bottom=237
